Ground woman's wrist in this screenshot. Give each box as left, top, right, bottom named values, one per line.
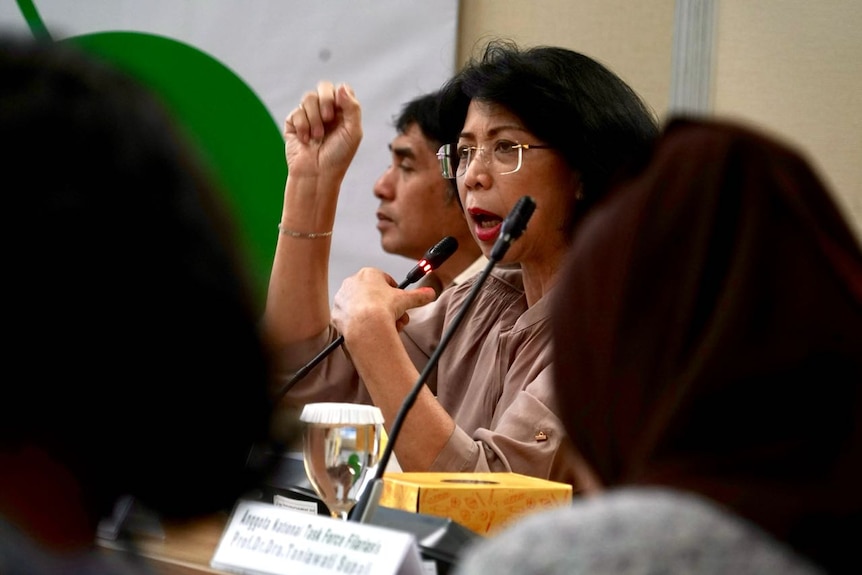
left=277, top=223, right=332, bottom=239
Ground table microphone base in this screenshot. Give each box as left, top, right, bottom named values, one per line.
left=365, top=505, right=479, bottom=575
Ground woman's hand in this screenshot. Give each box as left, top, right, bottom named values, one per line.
left=283, top=81, right=363, bottom=180
left=332, top=268, right=437, bottom=342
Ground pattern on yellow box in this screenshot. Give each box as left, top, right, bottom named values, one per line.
left=380, top=472, right=572, bottom=535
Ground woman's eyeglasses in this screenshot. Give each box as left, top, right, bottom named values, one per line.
left=437, top=140, right=553, bottom=179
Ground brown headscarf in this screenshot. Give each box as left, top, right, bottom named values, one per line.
left=552, top=118, right=862, bottom=573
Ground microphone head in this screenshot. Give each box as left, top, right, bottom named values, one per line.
left=500, top=196, right=536, bottom=241
left=490, top=196, right=536, bottom=261
left=403, top=236, right=459, bottom=285
left=423, top=236, right=459, bottom=269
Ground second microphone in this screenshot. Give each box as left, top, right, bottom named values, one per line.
left=275, top=235, right=459, bottom=400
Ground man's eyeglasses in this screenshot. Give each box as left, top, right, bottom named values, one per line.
left=437, top=140, right=553, bottom=179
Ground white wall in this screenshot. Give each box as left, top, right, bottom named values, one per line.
left=713, top=1, right=862, bottom=240
left=0, top=0, right=459, bottom=300
left=457, top=0, right=862, bottom=242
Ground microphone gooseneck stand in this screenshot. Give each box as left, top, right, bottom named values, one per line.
left=350, top=196, right=537, bottom=524
left=274, top=236, right=459, bottom=402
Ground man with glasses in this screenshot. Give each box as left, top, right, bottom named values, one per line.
left=374, top=90, right=484, bottom=294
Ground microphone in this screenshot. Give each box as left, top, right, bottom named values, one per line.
left=274, top=236, right=459, bottom=401
left=489, top=195, right=536, bottom=261
left=400, top=235, right=460, bottom=288
left=350, top=196, right=537, bottom=525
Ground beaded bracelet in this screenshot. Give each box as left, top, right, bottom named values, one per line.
left=277, top=223, right=333, bottom=239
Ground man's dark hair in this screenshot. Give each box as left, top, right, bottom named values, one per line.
left=393, top=90, right=459, bottom=202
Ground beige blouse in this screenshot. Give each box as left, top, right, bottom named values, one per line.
left=279, top=266, right=596, bottom=490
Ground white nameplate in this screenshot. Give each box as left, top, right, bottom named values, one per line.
left=211, top=499, right=424, bottom=575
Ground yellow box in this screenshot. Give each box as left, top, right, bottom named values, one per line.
left=379, top=472, right=572, bottom=535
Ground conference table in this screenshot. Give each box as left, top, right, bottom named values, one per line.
left=95, top=450, right=347, bottom=573
left=98, top=511, right=231, bottom=574
left=93, top=449, right=537, bottom=574
left=94, top=447, right=407, bottom=573
left=94, top=472, right=326, bottom=574
left=95, top=492, right=476, bottom=575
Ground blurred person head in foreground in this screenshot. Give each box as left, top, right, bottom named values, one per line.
left=0, top=34, right=279, bottom=573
